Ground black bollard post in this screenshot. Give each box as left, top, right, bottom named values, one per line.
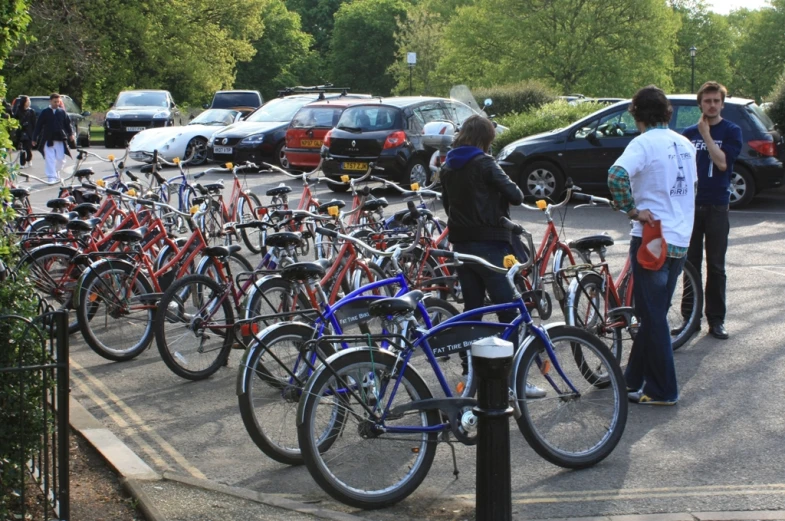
left=472, top=336, right=514, bottom=521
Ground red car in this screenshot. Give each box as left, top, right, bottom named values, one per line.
left=284, top=98, right=372, bottom=171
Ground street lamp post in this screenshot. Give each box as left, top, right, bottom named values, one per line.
left=407, top=52, right=417, bottom=96
left=690, top=46, right=697, bottom=94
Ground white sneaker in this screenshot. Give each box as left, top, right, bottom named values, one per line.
left=525, top=383, right=546, bottom=398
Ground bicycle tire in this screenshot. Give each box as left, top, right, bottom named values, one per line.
left=154, top=274, right=234, bottom=380
left=670, top=260, right=702, bottom=351
left=76, top=259, right=155, bottom=361
left=239, top=192, right=263, bottom=253
left=514, top=325, right=627, bottom=469
left=199, top=200, right=227, bottom=246
left=197, top=251, right=254, bottom=283
left=164, top=182, right=197, bottom=233
left=237, top=322, right=336, bottom=464
left=298, top=348, right=439, bottom=509
left=244, top=277, right=312, bottom=330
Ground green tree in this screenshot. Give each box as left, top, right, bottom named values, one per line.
left=670, top=0, right=734, bottom=93
left=389, top=5, right=445, bottom=95
left=329, top=0, right=410, bottom=96
left=235, top=1, right=315, bottom=100
left=285, top=0, right=346, bottom=56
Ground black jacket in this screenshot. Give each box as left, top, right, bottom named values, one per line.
left=15, top=107, right=36, bottom=141
left=32, top=106, right=73, bottom=157
left=441, top=152, right=524, bottom=243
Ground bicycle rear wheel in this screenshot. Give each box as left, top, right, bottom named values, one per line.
left=670, top=260, right=702, bottom=350
left=298, top=348, right=439, bottom=509
left=154, top=274, right=234, bottom=380
left=238, top=192, right=263, bottom=253
left=514, top=325, right=627, bottom=469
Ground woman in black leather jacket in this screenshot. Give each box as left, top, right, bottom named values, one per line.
left=440, top=115, right=524, bottom=324
left=14, top=96, right=37, bottom=168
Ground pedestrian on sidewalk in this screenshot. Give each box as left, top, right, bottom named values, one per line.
left=679, top=81, right=742, bottom=340
left=32, top=93, right=74, bottom=182
left=13, top=96, right=37, bottom=169
left=607, top=85, right=697, bottom=406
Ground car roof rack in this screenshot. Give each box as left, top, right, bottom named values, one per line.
left=277, top=84, right=352, bottom=100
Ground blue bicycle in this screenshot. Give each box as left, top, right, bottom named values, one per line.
left=295, top=221, right=628, bottom=509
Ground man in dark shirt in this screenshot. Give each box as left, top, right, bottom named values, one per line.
left=680, top=81, right=742, bottom=340
left=32, top=93, right=74, bottom=182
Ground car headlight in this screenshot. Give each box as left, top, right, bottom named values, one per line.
left=208, top=136, right=216, bottom=146
left=106, top=110, right=119, bottom=119
left=497, top=145, right=515, bottom=162
left=241, top=134, right=265, bottom=145
left=153, top=111, right=169, bottom=119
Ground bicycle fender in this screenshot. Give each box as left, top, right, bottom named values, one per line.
left=296, top=347, right=428, bottom=428
left=236, top=321, right=315, bottom=396
left=242, top=273, right=284, bottom=319
left=16, top=243, right=79, bottom=268
left=510, top=321, right=565, bottom=419
left=564, top=272, right=602, bottom=327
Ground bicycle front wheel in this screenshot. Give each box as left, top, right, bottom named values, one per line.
left=154, top=274, right=234, bottom=380
left=238, top=192, right=263, bottom=253
left=298, top=349, right=439, bottom=509
left=514, top=325, right=627, bottom=469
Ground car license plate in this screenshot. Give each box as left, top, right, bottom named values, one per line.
left=126, top=126, right=146, bottom=132
left=342, top=162, right=368, bottom=171
left=300, top=139, right=321, bottom=148
left=214, top=146, right=232, bottom=154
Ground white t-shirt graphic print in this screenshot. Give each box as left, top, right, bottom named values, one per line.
left=612, top=128, right=697, bottom=248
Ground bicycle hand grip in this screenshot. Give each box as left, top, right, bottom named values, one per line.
left=235, top=221, right=261, bottom=230
left=571, top=192, right=591, bottom=202
left=137, top=199, right=156, bottom=207
left=406, top=200, right=420, bottom=219
left=194, top=172, right=206, bottom=179
left=360, top=185, right=371, bottom=197
left=499, top=217, right=524, bottom=235
left=152, top=150, right=159, bottom=165
left=315, top=227, right=338, bottom=239
left=154, top=172, right=166, bottom=185
left=269, top=209, right=293, bottom=220
left=431, top=249, right=454, bottom=260
left=125, top=170, right=139, bottom=182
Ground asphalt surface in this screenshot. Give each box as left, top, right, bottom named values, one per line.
left=17, top=148, right=785, bottom=519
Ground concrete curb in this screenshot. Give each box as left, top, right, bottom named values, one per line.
left=121, top=478, right=169, bottom=521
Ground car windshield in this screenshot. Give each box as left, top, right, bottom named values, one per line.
left=246, top=97, right=313, bottom=123
left=115, top=92, right=169, bottom=108
left=212, top=92, right=261, bottom=109
left=336, top=106, right=399, bottom=132
left=747, top=103, right=775, bottom=131
left=29, top=98, right=50, bottom=114
left=291, top=107, right=342, bottom=129
left=190, top=109, right=238, bottom=126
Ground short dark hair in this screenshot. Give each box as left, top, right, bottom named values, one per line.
left=628, top=85, right=672, bottom=127
left=452, top=115, right=495, bottom=152
left=49, top=93, right=60, bottom=100
left=697, top=81, right=727, bottom=104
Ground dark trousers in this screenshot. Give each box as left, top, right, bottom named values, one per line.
left=625, top=237, right=685, bottom=401
left=19, top=139, right=33, bottom=165
left=686, top=204, right=729, bottom=326
left=452, top=241, right=517, bottom=324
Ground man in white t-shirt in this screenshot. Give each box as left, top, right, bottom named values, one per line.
left=607, top=85, right=697, bottom=406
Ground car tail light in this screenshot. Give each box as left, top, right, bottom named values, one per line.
left=749, top=139, right=777, bottom=157
left=323, top=130, right=332, bottom=148
left=383, top=131, right=407, bottom=149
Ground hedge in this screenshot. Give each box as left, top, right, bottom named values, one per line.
left=474, top=80, right=558, bottom=117
left=493, top=100, right=606, bottom=151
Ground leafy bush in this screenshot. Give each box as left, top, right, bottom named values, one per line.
left=474, top=80, right=558, bottom=117
left=766, top=70, right=785, bottom=134
left=494, top=100, right=605, bottom=151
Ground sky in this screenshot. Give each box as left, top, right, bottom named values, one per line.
left=705, top=0, right=771, bottom=13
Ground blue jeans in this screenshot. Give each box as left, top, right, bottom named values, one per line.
left=452, top=241, right=517, bottom=324
left=625, top=237, right=686, bottom=401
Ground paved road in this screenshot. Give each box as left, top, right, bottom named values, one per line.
left=18, top=148, right=785, bottom=519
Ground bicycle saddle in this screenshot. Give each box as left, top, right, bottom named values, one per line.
left=38, top=213, right=70, bottom=226
left=362, top=198, right=388, bottom=212
left=46, top=198, right=72, bottom=210
left=75, top=168, right=94, bottom=178
left=67, top=218, right=100, bottom=233
left=73, top=203, right=99, bottom=218
left=80, top=190, right=101, bottom=204
left=203, top=244, right=242, bottom=259
left=203, top=182, right=224, bottom=192
left=317, top=200, right=346, bottom=213
left=111, top=227, right=146, bottom=243
left=265, top=231, right=302, bottom=248
left=279, top=261, right=327, bottom=282
left=266, top=185, right=292, bottom=196
left=568, top=234, right=614, bottom=251
left=369, top=290, right=424, bottom=318
left=10, top=187, right=30, bottom=199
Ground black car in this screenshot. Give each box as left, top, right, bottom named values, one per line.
left=208, top=92, right=370, bottom=168
left=321, top=96, right=485, bottom=191
left=103, top=90, right=181, bottom=148
left=497, top=94, right=785, bottom=207
left=203, top=90, right=263, bottom=118
left=28, top=95, right=91, bottom=147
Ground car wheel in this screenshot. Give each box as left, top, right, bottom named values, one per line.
left=406, top=158, right=430, bottom=187
left=184, top=136, right=208, bottom=165
left=104, top=135, right=114, bottom=149
left=521, top=161, right=564, bottom=199
left=83, top=128, right=91, bottom=148
left=276, top=142, right=290, bottom=169
left=729, top=165, right=755, bottom=208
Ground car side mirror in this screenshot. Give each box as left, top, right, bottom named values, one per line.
left=82, top=111, right=91, bottom=117
left=203, top=104, right=209, bottom=109
left=189, top=114, right=195, bottom=121
left=484, top=98, right=493, bottom=108
left=586, top=131, right=600, bottom=145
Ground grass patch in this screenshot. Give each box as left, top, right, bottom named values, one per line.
left=90, top=126, right=104, bottom=145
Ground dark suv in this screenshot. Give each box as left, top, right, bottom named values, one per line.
left=497, top=94, right=785, bottom=207
left=203, top=90, right=263, bottom=118
left=28, top=95, right=91, bottom=147
left=322, top=96, right=484, bottom=191
left=103, top=90, right=180, bottom=148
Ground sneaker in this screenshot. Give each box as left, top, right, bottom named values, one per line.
left=628, top=391, right=677, bottom=406
left=525, top=383, right=546, bottom=398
